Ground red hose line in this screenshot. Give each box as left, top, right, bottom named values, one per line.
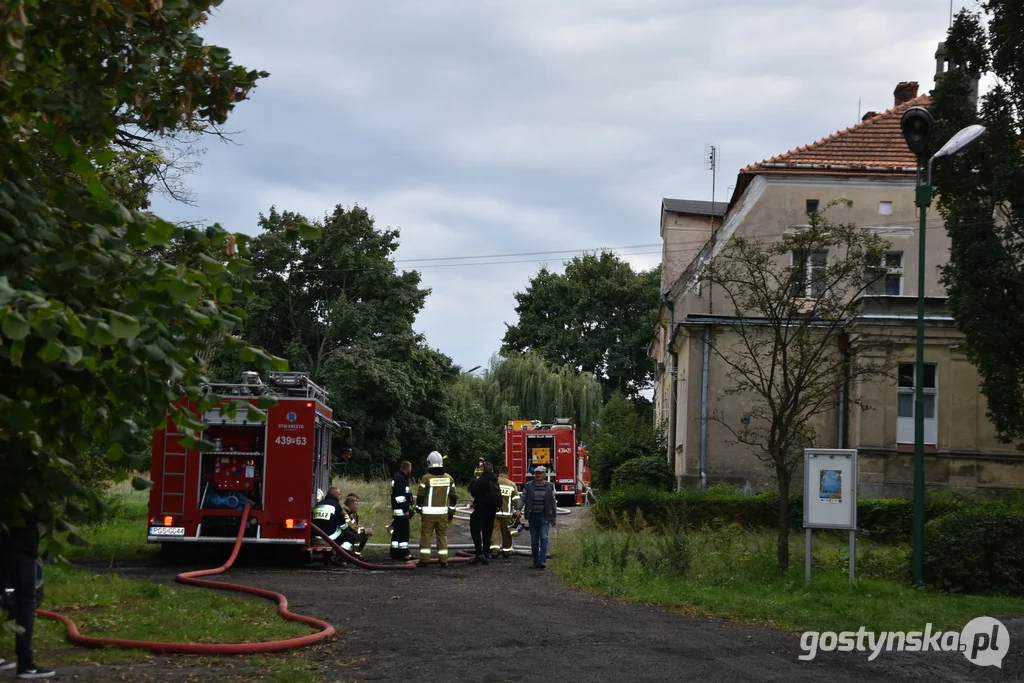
left=308, top=523, right=473, bottom=566
left=36, top=502, right=336, bottom=654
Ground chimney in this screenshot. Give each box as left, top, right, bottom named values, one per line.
left=935, top=41, right=979, bottom=107
left=894, top=81, right=919, bottom=106
left=861, top=111, right=878, bottom=122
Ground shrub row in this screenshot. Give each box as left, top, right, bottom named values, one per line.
left=595, top=486, right=1024, bottom=595
left=593, top=486, right=1009, bottom=543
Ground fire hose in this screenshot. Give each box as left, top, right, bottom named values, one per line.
left=308, top=521, right=474, bottom=567
left=35, top=501, right=336, bottom=654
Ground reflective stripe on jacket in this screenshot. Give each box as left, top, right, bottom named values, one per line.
left=496, top=475, right=520, bottom=518
left=417, top=472, right=455, bottom=518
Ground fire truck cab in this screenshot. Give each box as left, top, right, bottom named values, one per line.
left=504, top=418, right=587, bottom=507
left=147, top=371, right=349, bottom=554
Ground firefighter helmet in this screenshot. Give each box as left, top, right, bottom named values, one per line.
left=427, top=450, right=444, bottom=468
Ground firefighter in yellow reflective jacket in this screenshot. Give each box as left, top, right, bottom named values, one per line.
left=416, top=451, right=457, bottom=567
left=491, top=466, right=520, bottom=558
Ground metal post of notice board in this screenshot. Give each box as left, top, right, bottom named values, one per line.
left=803, top=448, right=858, bottom=583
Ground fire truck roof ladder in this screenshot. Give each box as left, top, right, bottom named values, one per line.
left=268, top=372, right=329, bottom=403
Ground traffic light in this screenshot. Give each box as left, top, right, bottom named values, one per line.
left=900, top=107, right=933, bottom=158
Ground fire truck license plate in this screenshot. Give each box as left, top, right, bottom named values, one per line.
left=149, top=526, right=185, bottom=536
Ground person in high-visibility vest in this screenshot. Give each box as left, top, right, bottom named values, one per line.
left=415, top=451, right=457, bottom=567
left=491, top=466, right=521, bottom=558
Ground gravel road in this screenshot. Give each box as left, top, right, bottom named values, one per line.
left=43, top=512, right=1023, bottom=682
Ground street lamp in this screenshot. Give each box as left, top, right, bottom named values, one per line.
left=900, top=108, right=986, bottom=587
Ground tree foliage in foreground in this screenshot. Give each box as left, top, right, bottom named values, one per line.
left=0, top=0, right=276, bottom=552
left=930, top=3, right=1024, bottom=447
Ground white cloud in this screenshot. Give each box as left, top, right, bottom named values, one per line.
left=149, top=0, right=964, bottom=371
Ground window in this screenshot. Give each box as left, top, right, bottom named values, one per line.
left=896, top=362, right=937, bottom=444
left=867, top=252, right=904, bottom=295
left=791, top=250, right=828, bottom=298
left=879, top=201, right=894, bottom=216
left=806, top=199, right=819, bottom=214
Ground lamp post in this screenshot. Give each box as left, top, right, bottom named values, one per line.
left=901, top=109, right=986, bottom=587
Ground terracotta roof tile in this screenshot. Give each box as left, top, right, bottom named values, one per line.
left=741, top=94, right=931, bottom=176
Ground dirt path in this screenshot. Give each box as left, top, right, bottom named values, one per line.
left=54, top=511, right=1022, bottom=682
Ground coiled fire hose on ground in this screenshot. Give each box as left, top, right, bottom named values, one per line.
left=308, top=522, right=473, bottom=567
left=36, top=502, right=337, bottom=654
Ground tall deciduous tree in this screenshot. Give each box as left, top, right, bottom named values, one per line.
left=502, top=252, right=660, bottom=404
left=700, top=205, right=894, bottom=573
left=1, top=1, right=275, bottom=547
left=930, top=3, right=1024, bottom=446
left=467, top=352, right=604, bottom=443
left=225, top=205, right=465, bottom=477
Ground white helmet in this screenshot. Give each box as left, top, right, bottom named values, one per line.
left=427, top=450, right=444, bottom=468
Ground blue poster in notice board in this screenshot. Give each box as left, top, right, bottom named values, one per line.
left=819, top=469, right=842, bottom=502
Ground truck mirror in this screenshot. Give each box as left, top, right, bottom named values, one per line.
left=334, top=448, right=352, bottom=465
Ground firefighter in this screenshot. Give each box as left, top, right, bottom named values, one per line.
left=311, top=487, right=345, bottom=542
left=491, top=465, right=520, bottom=558
left=416, top=450, right=456, bottom=567
left=338, top=493, right=373, bottom=556
left=389, top=461, right=415, bottom=560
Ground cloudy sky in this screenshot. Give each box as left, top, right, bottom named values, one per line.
left=151, top=0, right=966, bottom=371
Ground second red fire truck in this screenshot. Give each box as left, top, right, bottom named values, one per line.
left=504, top=418, right=590, bottom=506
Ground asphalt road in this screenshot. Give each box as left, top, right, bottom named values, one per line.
left=45, top=516, right=1023, bottom=682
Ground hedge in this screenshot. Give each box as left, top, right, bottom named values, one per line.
left=611, top=456, right=675, bottom=492
left=593, top=486, right=1009, bottom=543
left=923, top=504, right=1024, bottom=596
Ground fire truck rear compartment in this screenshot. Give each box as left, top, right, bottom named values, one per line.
left=199, top=424, right=266, bottom=512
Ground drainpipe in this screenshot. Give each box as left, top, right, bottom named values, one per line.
left=838, top=333, right=850, bottom=449
left=662, top=293, right=677, bottom=474
left=699, top=324, right=710, bottom=491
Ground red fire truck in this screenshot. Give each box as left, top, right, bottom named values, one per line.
left=504, top=418, right=589, bottom=506
left=147, top=371, right=350, bottom=555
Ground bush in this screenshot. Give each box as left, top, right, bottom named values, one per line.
left=588, top=393, right=665, bottom=491
left=611, top=456, right=675, bottom=492
left=592, top=486, right=801, bottom=532
left=594, top=486, right=1024, bottom=552
left=924, top=504, right=1024, bottom=596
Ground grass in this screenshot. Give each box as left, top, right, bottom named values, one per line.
left=556, top=521, right=1024, bottom=633
left=333, top=474, right=472, bottom=543
left=64, top=479, right=156, bottom=562
left=2, top=478, right=364, bottom=682
left=3, top=473, right=465, bottom=680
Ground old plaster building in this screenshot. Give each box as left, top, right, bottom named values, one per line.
left=651, top=80, right=1023, bottom=497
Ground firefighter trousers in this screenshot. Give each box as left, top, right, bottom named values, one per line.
left=390, top=515, right=410, bottom=559
left=418, top=517, right=449, bottom=564
left=492, top=516, right=513, bottom=557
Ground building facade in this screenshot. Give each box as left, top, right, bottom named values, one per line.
left=652, top=81, right=1024, bottom=496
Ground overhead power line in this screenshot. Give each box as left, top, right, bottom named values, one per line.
left=393, top=243, right=661, bottom=263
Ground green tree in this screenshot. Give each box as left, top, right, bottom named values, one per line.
left=699, top=205, right=894, bottom=573
left=929, top=3, right=1024, bottom=446
left=1, top=0, right=276, bottom=548
left=226, top=205, right=466, bottom=477
left=587, top=392, right=665, bottom=491
left=469, top=352, right=604, bottom=443
left=502, top=252, right=660, bottom=403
